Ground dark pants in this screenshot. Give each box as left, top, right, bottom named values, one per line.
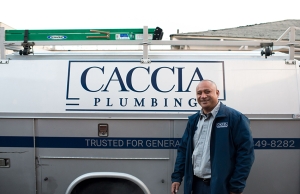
left=192, top=176, right=211, bottom=194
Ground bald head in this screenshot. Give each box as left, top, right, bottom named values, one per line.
left=196, top=80, right=219, bottom=114
left=197, top=79, right=218, bottom=90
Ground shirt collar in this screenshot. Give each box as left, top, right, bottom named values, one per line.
left=200, top=101, right=221, bottom=119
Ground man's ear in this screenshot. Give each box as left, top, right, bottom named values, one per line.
left=216, top=89, right=220, bottom=97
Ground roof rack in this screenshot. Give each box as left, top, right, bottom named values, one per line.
left=1, top=26, right=300, bottom=60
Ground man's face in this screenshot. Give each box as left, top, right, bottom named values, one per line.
left=196, top=81, right=219, bottom=113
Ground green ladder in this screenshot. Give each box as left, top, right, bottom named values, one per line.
left=5, top=27, right=163, bottom=41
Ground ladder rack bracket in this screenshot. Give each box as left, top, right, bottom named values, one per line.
left=0, top=59, right=9, bottom=64
left=140, top=58, right=151, bottom=64
left=260, top=42, right=274, bottom=59
left=19, top=30, right=35, bottom=55
left=292, top=114, right=300, bottom=119
left=20, top=42, right=35, bottom=55
left=152, top=27, right=163, bottom=40
left=285, top=60, right=296, bottom=65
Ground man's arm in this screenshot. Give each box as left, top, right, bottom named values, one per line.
left=171, top=120, right=191, bottom=190
left=229, top=114, right=255, bottom=193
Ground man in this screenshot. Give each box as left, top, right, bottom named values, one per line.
left=171, top=80, right=254, bottom=194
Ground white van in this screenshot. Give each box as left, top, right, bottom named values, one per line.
left=0, top=27, right=299, bottom=194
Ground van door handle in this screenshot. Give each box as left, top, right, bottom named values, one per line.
left=0, top=158, right=10, bottom=168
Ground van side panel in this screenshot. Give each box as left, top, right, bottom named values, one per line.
left=0, top=119, right=36, bottom=194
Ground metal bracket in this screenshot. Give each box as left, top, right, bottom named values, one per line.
left=260, top=42, right=274, bottom=59
left=20, top=42, right=35, bottom=55
left=285, top=60, right=296, bottom=65
left=292, top=114, right=300, bottom=119
left=0, top=27, right=5, bottom=59
left=141, top=26, right=151, bottom=64
left=140, top=58, right=151, bottom=64
left=0, top=59, right=9, bottom=64
left=19, top=30, right=35, bottom=55
left=152, top=27, right=163, bottom=40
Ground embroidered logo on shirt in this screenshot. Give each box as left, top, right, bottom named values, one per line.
left=216, top=122, right=228, bottom=128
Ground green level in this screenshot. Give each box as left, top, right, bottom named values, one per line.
left=5, top=28, right=160, bottom=41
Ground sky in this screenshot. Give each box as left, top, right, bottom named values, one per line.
left=1, top=0, right=299, bottom=40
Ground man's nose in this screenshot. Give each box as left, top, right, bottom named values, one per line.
left=201, top=94, right=207, bottom=98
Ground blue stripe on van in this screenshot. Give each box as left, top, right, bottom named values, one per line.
left=0, top=136, right=300, bottom=149
left=0, top=136, right=34, bottom=147
left=36, top=137, right=181, bottom=149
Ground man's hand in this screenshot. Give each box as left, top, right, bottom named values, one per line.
left=171, top=182, right=180, bottom=194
